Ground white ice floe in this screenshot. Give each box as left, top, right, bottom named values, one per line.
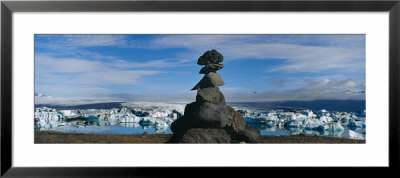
left=286, top=120, right=303, bottom=128
left=290, top=113, right=308, bottom=120
left=301, top=110, right=316, bottom=118
left=319, top=116, right=333, bottom=123
left=348, top=120, right=366, bottom=128
left=34, top=108, right=63, bottom=130
left=303, top=119, right=327, bottom=130
left=348, top=130, right=366, bottom=140
left=326, top=122, right=345, bottom=131
left=34, top=103, right=184, bottom=131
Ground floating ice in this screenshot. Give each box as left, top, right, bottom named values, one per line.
left=34, top=104, right=185, bottom=131
left=348, top=120, right=366, bottom=128
left=34, top=108, right=63, bottom=130
left=348, top=130, right=365, bottom=140
left=34, top=104, right=365, bottom=140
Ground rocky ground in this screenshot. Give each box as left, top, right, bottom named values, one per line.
left=34, top=131, right=365, bottom=144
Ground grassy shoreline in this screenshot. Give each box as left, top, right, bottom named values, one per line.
left=35, top=131, right=365, bottom=144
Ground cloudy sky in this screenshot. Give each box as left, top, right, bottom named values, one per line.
left=35, top=34, right=365, bottom=103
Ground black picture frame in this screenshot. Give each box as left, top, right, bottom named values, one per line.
left=1, top=0, right=399, bottom=177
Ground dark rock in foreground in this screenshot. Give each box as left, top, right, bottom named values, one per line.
left=234, top=125, right=261, bottom=143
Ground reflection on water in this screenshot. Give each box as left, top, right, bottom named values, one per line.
left=51, top=122, right=172, bottom=135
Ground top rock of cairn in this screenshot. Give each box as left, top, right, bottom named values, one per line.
left=197, top=49, right=224, bottom=65
left=191, top=49, right=225, bottom=90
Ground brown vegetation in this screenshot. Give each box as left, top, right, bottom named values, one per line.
left=34, top=131, right=365, bottom=144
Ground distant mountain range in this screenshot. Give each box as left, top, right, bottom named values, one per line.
left=34, top=93, right=51, bottom=97
left=35, top=99, right=365, bottom=112
left=228, top=100, right=365, bottom=112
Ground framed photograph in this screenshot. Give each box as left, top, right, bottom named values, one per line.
left=1, top=0, right=399, bottom=176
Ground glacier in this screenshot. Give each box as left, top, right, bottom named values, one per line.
left=34, top=103, right=365, bottom=140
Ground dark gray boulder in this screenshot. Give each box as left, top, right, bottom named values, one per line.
left=225, top=106, right=246, bottom=133
left=218, top=92, right=226, bottom=106
left=193, top=102, right=230, bottom=129
left=191, top=72, right=224, bottom=90
left=170, top=102, right=201, bottom=133
left=196, top=87, right=226, bottom=105
left=171, top=128, right=231, bottom=143
left=171, top=102, right=245, bottom=134
left=235, top=124, right=261, bottom=143
left=197, top=49, right=224, bottom=65
left=191, top=103, right=245, bottom=132
left=170, top=115, right=192, bottom=134
left=199, top=64, right=224, bottom=74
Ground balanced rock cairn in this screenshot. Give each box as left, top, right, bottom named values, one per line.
left=168, top=50, right=261, bottom=143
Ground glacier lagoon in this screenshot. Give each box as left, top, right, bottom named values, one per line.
left=34, top=101, right=366, bottom=140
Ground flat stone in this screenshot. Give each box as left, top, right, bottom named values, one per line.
left=197, top=49, right=224, bottom=65
left=191, top=72, right=224, bottom=90
left=199, top=64, right=224, bottom=74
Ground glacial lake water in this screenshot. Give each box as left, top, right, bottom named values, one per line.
left=46, top=122, right=365, bottom=140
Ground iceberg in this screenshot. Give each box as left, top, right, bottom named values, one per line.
left=319, top=116, right=333, bottom=123
left=285, top=120, right=303, bottom=128
left=348, top=130, right=365, bottom=140
left=139, top=117, right=157, bottom=125
left=348, top=120, right=366, bottom=128
left=303, top=119, right=326, bottom=131
left=34, top=107, right=63, bottom=130
left=326, top=122, right=345, bottom=131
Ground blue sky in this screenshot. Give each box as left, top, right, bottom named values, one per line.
left=35, top=34, right=365, bottom=102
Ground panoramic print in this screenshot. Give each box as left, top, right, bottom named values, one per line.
left=34, top=34, right=366, bottom=143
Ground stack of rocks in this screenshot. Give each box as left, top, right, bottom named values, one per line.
left=169, top=49, right=261, bottom=143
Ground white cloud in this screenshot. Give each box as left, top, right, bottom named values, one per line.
left=150, top=35, right=365, bottom=73
left=36, top=52, right=192, bottom=73
left=91, top=93, right=196, bottom=103
left=34, top=96, right=123, bottom=105
left=36, top=55, right=104, bottom=73
left=63, top=35, right=128, bottom=47
left=36, top=35, right=129, bottom=49
left=36, top=34, right=365, bottom=73
left=35, top=78, right=364, bottom=103
left=110, top=58, right=192, bottom=69
left=34, top=35, right=365, bottom=99
left=35, top=53, right=164, bottom=96
left=35, top=85, right=112, bottom=97
left=74, top=70, right=160, bottom=85
left=220, top=87, right=249, bottom=92
left=224, top=78, right=365, bottom=102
